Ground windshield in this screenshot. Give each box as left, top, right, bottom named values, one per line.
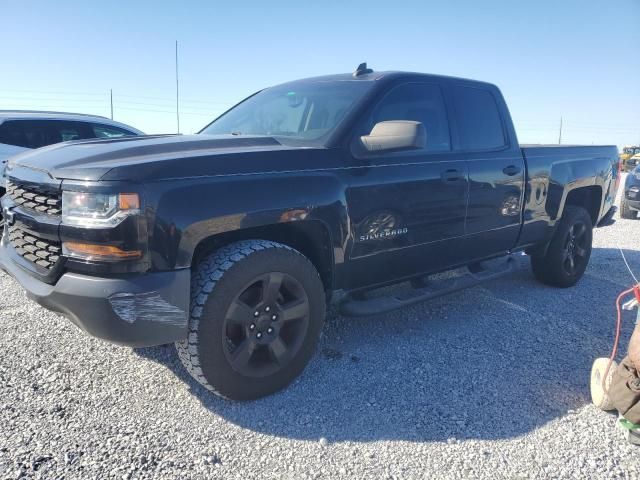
left=200, top=81, right=372, bottom=146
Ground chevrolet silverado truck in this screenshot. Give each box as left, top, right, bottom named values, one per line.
left=0, top=65, right=619, bottom=400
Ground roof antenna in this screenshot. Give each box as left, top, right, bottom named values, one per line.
left=353, top=62, right=373, bottom=77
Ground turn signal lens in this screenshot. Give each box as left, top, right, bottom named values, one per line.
left=63, top=242, right=142, bottom=261
left=119, top=193, right=140, bottom=210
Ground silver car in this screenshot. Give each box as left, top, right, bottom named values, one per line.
left=0, top=110, right=143, bottom=181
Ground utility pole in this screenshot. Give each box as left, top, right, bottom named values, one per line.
left=558, top=116, right=563, bottom=145
left=175, top=40, right=180, bottom=134
left=110, top=89, right=113, bottom=120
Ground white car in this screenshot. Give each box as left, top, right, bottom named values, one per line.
left=0, top=110, right=143, bottom=182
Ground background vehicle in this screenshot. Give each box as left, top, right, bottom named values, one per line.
left=0, top=67, right=619, bottom=400
left=0, top=110, right=143, bottom=190
left=621, top=166, right=640, bottom=219
left=620, top=146, right=640, bottom=172
left=626, top=153, right=640, bottom=172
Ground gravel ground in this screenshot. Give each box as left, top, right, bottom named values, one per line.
left=1, top=194, right=640, bottom=479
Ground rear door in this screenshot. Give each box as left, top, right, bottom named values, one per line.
left=345, top=81, right=469, bottom=288
left=448, top=83, right=525, bottom=259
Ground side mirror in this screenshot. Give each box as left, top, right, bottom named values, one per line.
left=360, top=120, right=426, bottom=153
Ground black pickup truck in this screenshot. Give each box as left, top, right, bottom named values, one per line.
left=0, top=65, right=619, bottom=400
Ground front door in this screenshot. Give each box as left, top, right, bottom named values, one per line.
left=344, top=82, right=469, bottom=289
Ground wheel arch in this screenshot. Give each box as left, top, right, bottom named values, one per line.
left=562, top=185, right=603, bottom=225
left=189, top=220, right=335, bottom=293
left=527, top=185, right=601, bottom=257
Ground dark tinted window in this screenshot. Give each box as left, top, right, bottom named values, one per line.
left=452, top=86, right=505, bottom=150
left=0, top=120, right=93, bottom=149
left=366, top=83, right=451, bottom=152
left=91, top=124, right=136, bottom=138
left=56, top=122, right=92, bottom=142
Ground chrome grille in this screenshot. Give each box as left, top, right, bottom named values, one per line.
left=6, top=181, right=62, bottom=216
left=8, top=226, right=61, bottom=270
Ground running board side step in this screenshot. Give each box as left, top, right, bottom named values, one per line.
left=339, top=255, right=517, bottom=317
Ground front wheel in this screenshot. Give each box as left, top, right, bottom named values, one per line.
left=530, top=205, right=593, bottom=288
left=176, top=240, right=326, bottom=400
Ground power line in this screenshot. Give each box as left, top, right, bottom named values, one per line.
left=0, top=97, right=225, bottom=113
left=0, top=102, right=221, bottom=117
left=115, top=93, right=229, bottom=105
left=1, top=89, right=231, bottom=107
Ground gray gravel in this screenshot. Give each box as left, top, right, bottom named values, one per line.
left=1, top=191, right=640, bottom=479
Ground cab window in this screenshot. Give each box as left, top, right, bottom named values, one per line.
left=363, top=83, right=451, bottom=152
left=451, top=85, right=506, bottom=151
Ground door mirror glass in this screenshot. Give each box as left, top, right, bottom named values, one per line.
left=360, top=120, right=426, bottom=153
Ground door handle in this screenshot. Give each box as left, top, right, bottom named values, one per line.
left=502, top=165, right=521, bottom=176
left=441, top=169, right=463, bottom=182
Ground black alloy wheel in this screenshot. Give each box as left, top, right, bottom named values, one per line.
left=222, top=272, right=310, bottom=378
left=530, top=205, right=593, bottom=288
left=562, top=220, right=589, bottom=276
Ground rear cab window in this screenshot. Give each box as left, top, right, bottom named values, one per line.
left=451, top=85, right=506, bottom=151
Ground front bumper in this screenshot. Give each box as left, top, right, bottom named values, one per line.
left=625, top=182, right=640, bottom=209
left=0, top=244, right=190, bottom=347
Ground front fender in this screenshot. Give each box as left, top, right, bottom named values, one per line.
left=146, top=171, right=348, bottom=270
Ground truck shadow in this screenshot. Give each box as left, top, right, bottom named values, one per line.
left=135, top=247, right=640, bottom=443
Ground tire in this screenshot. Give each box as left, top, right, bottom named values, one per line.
left=176, top=240, right=326, bottom=400
left=620, top=197, right=638, bottom=220
left=530, top=205, right=593, bottom=288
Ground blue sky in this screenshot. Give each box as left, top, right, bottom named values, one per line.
left=1, top=0, right=639, bottom=147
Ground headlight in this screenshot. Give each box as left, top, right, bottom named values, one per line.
left=62, top=191, right=140, bottom=227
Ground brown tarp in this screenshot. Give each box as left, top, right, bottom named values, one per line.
left=611, top=356, right=640, bottom=424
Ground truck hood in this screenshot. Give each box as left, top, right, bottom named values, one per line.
left=6, top=134, right=314, bottom=182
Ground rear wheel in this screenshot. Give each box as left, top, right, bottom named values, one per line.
left=530, top=206, right=593, bottom=287
left=620, top=197, right=638, bottom=219
left=176, top=240, right=325, bottom=400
